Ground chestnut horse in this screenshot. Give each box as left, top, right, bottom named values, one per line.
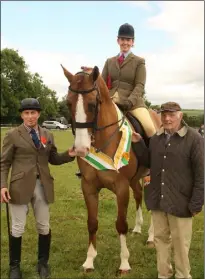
left=61, top=65, right=160, bottom=273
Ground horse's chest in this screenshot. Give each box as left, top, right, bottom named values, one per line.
left=97, top=171, right=119, bottom=186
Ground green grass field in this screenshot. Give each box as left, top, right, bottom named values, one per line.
left=1, top=128, right=204, bottom=279
left=182, top=109, right=204, bottom=117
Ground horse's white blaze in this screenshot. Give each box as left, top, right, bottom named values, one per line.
left=147, top=215, right=154, bottom=242
left=75, top=95, right=91, bottom=150
left=132, top=205, right=143, bottom=233
left=82, top=243, right=97, bottom=270
left=119, top=234, right=131, bottom=271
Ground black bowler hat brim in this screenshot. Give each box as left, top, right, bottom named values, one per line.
left=19, top=107, right=42, bottom=112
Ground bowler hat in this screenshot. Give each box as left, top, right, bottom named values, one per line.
left=19, top=98, right=41, bottom=112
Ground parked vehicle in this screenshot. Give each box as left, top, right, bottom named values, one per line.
left=42, top=121, right=67, bottom=130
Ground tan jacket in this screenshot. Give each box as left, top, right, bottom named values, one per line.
left=0, top=124, right=75, bottom=204
left=101, top=53, right=146, bottom=109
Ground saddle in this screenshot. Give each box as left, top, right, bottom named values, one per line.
left=125, top=112, right=150, bottom=147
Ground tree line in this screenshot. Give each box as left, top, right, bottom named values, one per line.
left=1, top=48, right=70, bottom=124
left=1, top=48, right=203, bottom=127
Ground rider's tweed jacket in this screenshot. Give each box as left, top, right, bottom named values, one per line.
left=0, top=124, right=74, bottom=204
left=144, top=124, right=204, bottom=217
left=102, top=52, right=146, bottom=109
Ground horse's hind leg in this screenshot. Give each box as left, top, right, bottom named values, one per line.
left=115, top=179, right=131, bottom=272
left=131, top=180, right=143, bottom=233
left=81, top=179, right=99, bottom=271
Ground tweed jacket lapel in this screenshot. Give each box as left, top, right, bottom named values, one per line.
left=120, top=53, right=135, bottom=68
left=115, top=55, right=120, bottom=71
left=18, top=124, right=36, bottom=150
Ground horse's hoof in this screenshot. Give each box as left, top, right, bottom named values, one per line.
left=116, top=269, right=130, bottom=276
left=120, top=269, right=130, bottom=275
left=84, top=268, right=94, bottom=273
left=146, top=241, right=155, bottom=248
left=128, top=228, right=141, bottom=234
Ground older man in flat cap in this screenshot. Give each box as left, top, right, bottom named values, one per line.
left=132, top=102, right=204, bottom=279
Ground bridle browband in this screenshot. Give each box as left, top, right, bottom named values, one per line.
left=69, top=71, right=125, bottom=153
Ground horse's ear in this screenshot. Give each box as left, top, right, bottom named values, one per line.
left=61, top=64, right=73, bottom=82
left=90, top=66, right=99, bottom=83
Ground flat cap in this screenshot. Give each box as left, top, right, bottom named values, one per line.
left=158, top=102, right=181, bottom=113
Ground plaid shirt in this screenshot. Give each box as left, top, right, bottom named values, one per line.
left=24, top=124, right=40, bottom=139
left=24, top=124, right=40, bottom=176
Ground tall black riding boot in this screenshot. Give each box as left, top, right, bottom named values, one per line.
left=37, top=230, right=51, bottom=279
left=9, top=235, right=22, bottom=279
left=132, top=139, right=150, bottom=168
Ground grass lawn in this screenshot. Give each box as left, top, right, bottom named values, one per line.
left=1, top=128, right=204, bottom=279
left=182, top=109, right=204, bottom=117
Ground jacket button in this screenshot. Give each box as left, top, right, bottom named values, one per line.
left=161, top=182, right=164, bottom=185
left=164, top=156, right=166, bottom=159
left=162, top=169, right=165, bottom=172
left=161, top=195, right=164, bottom=198
left=168, top=143, right=171, bottom=146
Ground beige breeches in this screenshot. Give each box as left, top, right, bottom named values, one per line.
left=9, top=179, right=50, bottom=237
left=130, top=107, right=156, bottom=137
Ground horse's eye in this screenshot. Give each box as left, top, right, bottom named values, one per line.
left=88, top=103, right=96, bottom=112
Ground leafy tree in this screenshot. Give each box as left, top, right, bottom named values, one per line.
left=1, top=48, right=32, bottom=117
left=58, top=95, right=71, bottom=123
left=1, top=48, right=59, bottom=124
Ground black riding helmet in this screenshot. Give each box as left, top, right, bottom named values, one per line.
left=19, top=98, right=41, bottom=112
left=118, top=23, right=135, bottom=39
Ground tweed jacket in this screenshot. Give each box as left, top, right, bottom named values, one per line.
left=1, top=124, right=75, bottom=204
left=101, top=52, right=146, bottom=109
left=139, top=124, right=204, bottom=217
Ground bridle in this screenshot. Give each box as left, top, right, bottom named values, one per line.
left=69, top=71, right=125, bottom=153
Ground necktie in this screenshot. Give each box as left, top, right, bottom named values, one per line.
left=30, top=129, right=40, bottom=148
left=118, top=53, right=125, bottom=65
left=165, top=133, right=171, bottom=146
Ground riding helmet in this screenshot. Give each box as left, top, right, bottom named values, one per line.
left=118, top=23, right=135, bottom=39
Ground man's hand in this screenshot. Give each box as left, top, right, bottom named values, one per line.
left=68, top=146, right=77, bottom=157
left=143, top=176, right=151, bottom=187
left=1, top=188, right=11, bottom=203
left=132, top=132, right=142, bottom=143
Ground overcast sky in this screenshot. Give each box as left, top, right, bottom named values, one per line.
left=1, top=1, right=204, bottom=109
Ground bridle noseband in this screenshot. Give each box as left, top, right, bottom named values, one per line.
left=69, top=71, right=101, bottom=135
left=69, top=71, right=125, bottom=153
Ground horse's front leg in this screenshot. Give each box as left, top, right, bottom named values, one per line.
left=132, top=180, right=143, bottom=234
left=81, top=178, right=99, bottom=271
left=115, top=178, right=131, bottom=273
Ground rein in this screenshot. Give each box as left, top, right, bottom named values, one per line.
left=69, top=71, right=125, bottom=153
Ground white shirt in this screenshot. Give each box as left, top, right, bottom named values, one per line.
left=119, top=50, right=132, bottom=59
